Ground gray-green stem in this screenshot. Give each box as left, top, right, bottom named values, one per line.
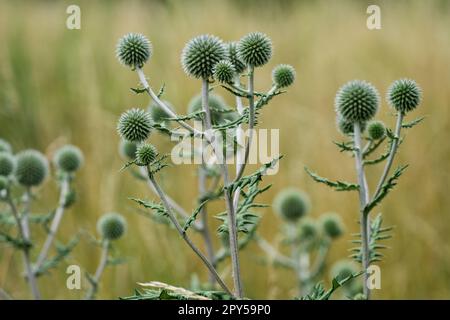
left=85, top=239, right=109, bottom=300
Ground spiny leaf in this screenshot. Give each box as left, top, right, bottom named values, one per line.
left=182, top=200, right=208, bottom=233
left=333, top=141, right=355, bottom=153
left=130, top=87, right=147, bottom=94
left=363, top=137, right=386, bottom=158
left=304, top=167, right=359, bottom=192
left=402, top=116, right=425, bottom=129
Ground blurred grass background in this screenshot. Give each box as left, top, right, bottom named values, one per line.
left=0, top=0, right=449, bottom=299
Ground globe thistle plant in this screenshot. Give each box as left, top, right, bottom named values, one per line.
left=213, top=60, right=236, bottom=84
left=337, top=116, right=366, bottom=136
left=53, top=145, right=84, bottom=173
left=0, top=152, right=16, bottom=177
left=117, top=108, right=153, bottom=143
left=226, top=42, right=246, bottom=74
left=367, top=120, right=386, bottom=140
left=387, top=78, right=421, bottom=114
left=116, top=33, right=152, bottom=69
left=97, top=213, right=127, bottom=241
left=320, top=213, right=344, bottom=239
left=272, top=64, right=296, bottom=88
left=237, top=32, right=272, bottom=68
left=136, top=143, right=157, bottom=166
left=15, top=150, right=49, bottom=187
left=119, top=140, right=138, bottom=160
left=273, top=188, right=310, bottom=222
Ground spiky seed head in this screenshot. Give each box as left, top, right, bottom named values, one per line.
left=117, top=108, right=153, bottom=143
left=367, top=120, right=386, bottom=140
left=53, top=145, right=84, bottom=173
left=119, top=140, right=138, bottom=160
left=298, top=217, right=318, bottom=241
left=116, top=33, right=152, bottom=69
left=320, top=212, right=344, bottom=239
left=0, top=139, right=12, bottom=153
left=272, top=64, right=296, bottom=88
left=336, top=116, right=366, bottom=136
left=335, top=80, right=380, bottom=123
left=0, top=152, right=16, bottom=177
left=273, top=188, right=311, bottom=222
left=15, top=150, right=49, bottom=187
left=136, top=143, right=157, bottom=166
left=97, top=212, right=127, bottom=241
left=148, top=101, right=172, bottom=124
left=237, top=32, right=273, bottom=67
left=213, top=60, right=236, bottom=84
left=181, top=34, right=226, bottom=79
left=387, top=78, right=421, bottom=114
left=330, top=260, right=358, bottom=284
left=188, top=93, right=227, bottom=125
left=227, top=42, right=246, bottom=74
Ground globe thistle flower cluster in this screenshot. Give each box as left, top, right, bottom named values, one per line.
left=15, top=150, right=49, bottom=187
left=272, top=64, right=296, bottom=88
left=367, top=120, right=386, bottom=140
left=136, top=143, right=158, bottom=166
left=0, top=152, right=16, bottom=177
left=320, top=212, right=344, bottom=239
left=237, top=32, right=272, bottom=67
left=330, top=260, right=362, bottom=298
left=298, top=217, right=318, bottom=241
left=117, top=108, right=153, bottom=143
left=54, top=145, right=84, bottom=173
left=273, top=188, right=310, bottom=222
left=213, top=60, right=236, bottom=84
left=387, top=78, right=422, bottom=114
left=226, top=42, right=246, bottom=74
left=116, top=33, right=152, bottom=69
left=337, top=116, right=367, bottom=136
left=119, top=140, right=138, bottom=160
left=97, top=213, right=127, bottom=241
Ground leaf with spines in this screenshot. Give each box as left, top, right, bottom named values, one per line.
left=304, top=167, right=359, bottom=192
left=333, top=140, right=355, bottom=153
left=299, top=272, right=362, bottom=300
left=182, top=200, right=208, bottom=233
left=401, top=116, right=426, bottom=129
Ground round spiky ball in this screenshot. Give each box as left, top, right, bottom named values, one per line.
left=367, top=120, right=386, bottom=140
left=213, top=60, right=236, bottom=84
left=0, top=152, right=15, bottom=177
left=97, top=213, right=126, bottom=241
left=298, top=218, right=318, bottom=241
left=237, top=32, right=272, bottom=67
left=320, top=212, right=344, bottom=239
left=188, top=93, right=227, bottom=124
left=227, top=42, right=246, bottom=74
left=116, top=33, right=152, bottom=69
left=273, top=188, right=311, bottom=222
left=330, top=260, right=358, bottom=284
left=387, top=79, right=421, bottom=114
left=119, top=140, right=138, bottom=160
left=15, top=150, right=49, bottom=187
left=148, top=101, right=172, bottom=124
left=136, top=143, right=157, bottom=166
left=336, top=116, right=366, bottom=136
left=181, top=34, right=226, bottom=79
left=54, top=145, right=83, bottom=173
left=272, top=64, right=296, bottom=88
left=0, top=176, right=8, bottom=191
left=117, top=108, right=153, bottom=143
left=335, top=80, right=380, bottom=123
left=0, top=139, right=12, bottom=153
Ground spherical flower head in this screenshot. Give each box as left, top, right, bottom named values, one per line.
left=367, top=120, right=386, bottom=140
left=15, top=150, right=49, bottom=187
left=237, top=32, right=272, bottom=67
left=335, top=80, right=380, bottom=123
left=188, top=93, right=227, bottom=125
left=298, top=217, right=318, bottom=241
left=213, top=60, right=236, bottom=84
left=54, top=145, right=84, bottom=173
left=0, top=176, right=9, bottom=191
left=336, top=116, right=366, bottom=136
left=330, top=260, right=358, bottom=284
left=387, top=78, right=421, bottom=114
left=181, top=34, right=226, bottom=79
left=320, top=212, right=344, bottom=239
left=272, top=64, right=296, bottom=88
left=0, top=139, right=12, bottom=153
left=148, top=101, right=172, bottom=124
left=117, top=108, right=153, bottom=143
left=119, top=140, right=138, bottom=160
left=97, top=212, right=127, bottom=241
left=136, top=143, right=157, bottom=166
left=116, top=33, right=152, bottom=69
left=0, top=152, right=16, bottom=177
left=227, top=42, right=246, bottom=74
left=273, top=188, right=311, bottom=222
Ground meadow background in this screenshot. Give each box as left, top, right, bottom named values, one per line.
left=0, top=0, right=449, bottom=299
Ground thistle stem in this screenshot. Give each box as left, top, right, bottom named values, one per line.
left=85, top=240, right=109, bottom=300
left=34, top=176, right=70, bottom=273
left=201, top=78, right=243, bottom=298
left=255, top=235, right=295, bottom=268
left=353, top=122, right=371, bottom=299
left=148, top=172, right=232, bottom=296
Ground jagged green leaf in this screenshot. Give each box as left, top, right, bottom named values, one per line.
left=304, top=167, right=359, bottom=192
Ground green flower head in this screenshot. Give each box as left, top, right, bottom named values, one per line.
left=213, top=60, right=236, bottom=84
left=136, top=143, right=158, bottom=166
left=237, top=32, right=273, bottom=67
left=367, top=120, right=386, bottom=140
left=387, top=78, right=421, bottom=114
left=272, top=64, right=296, bottom=88
left=117, top=108, right=153, bottom=143
left=320, top=212, right=344, bottom=239
left=15, top=150, right=49, bottom=187
left=226, top=42, right=246, bottom=74
left=0, top=152, right=16, bottom=177
left=0, top=139, right=12, bottom=153
left=273, top=188, right=311, bottom=222
left=116, top=33, right=152, bottom=69
left=97, top=212, right=127, bottom=241
left=54, top=145, right=84, bottom=173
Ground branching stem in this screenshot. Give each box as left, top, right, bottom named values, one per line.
left=85, top=240, right=109, bottom=300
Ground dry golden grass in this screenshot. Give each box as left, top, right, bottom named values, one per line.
left=0, top=0, right=449, bottom=299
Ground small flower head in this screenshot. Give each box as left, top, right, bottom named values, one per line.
left=335, top=80, right=380, bottom=123
left=0, top=176, right=9, bottom=191
left=336, top=116, right=366, bottom=136
left=367, top=120, right=386, bottom=140
left=298, top=217, right=318, bottom=241
left=148, top=101, right=172, bottom=124
left=116, top=33, right=152, bottom=69
left=320, top=212, right=344, bottom=239
left=188, top=93, right=227, bottom=125
left=119, top=140, right=138, bottom=160
left=0, top=152, right=16, bottom=177
left=15, top=150, right=49, bottom=187
left=272, top=64, right=296, bottom=88
left=117, top=108, right=153, bottom=143
left=0, top=139, right=12, bottom=153
left=237, top=32, right=273, bottom=67
left=213, top=60, right=236, bottom=84
left=330, top=260, right=358, bottom=284
left=227, top=42, right=246, bottom=74
left=54, top=145, right=84, bottom=173
left=97, top=212, right=127, bottom=241
left=273, top=188, right=311, bottom=222
left=181, top=34, right=226, bottom=79
left=387, top=79, right=421, bottom=114
left=136, top=143, right=157, bottom=166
